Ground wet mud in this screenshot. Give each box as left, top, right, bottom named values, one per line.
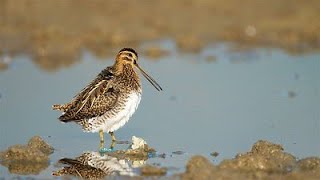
left=1, top=137, right=319, bottom=179
left=0, top=0, right=319, bottom=71
left=179, top=140, right=320, bottom=180
left=0, top=136, right=54, bottom=175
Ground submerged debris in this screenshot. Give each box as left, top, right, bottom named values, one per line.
left=0, top=136, right=54, bottom=175
left=179, top=140, right=320, bottom=179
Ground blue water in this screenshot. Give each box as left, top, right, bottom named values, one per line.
left=0, top=42, right=319, bottom=178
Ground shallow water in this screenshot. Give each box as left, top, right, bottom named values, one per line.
left=0, top=41, right=319, bottom=178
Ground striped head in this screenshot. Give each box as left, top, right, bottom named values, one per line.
left=115, top=48, right=162, bottom=91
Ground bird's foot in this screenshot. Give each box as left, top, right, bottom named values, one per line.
left=99, top=146, right=115, bottom=154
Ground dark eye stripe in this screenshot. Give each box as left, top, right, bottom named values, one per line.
left=122, top=56, right=132, bottom=61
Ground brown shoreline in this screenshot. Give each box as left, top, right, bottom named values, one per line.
left=1, top=0, right=319, bottom=71
left=1, top=137, right=319, bottom=179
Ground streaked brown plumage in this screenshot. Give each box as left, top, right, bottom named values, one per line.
left=52, top=48, right=162, bottom=145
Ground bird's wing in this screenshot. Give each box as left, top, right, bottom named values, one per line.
left=59, top=67, right=119, bottom=121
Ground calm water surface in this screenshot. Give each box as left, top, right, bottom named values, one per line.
left=0, top=42, right=319, bottom=178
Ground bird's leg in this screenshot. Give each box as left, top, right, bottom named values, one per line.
left=99, top=129, right=104, bottom=143
left=99, top=130, right=105, bottom=150
left=110, top=141, right=116, bottom=149
left=109, top=131, right=116, bottom=142
left=99, top=130, right=115, bottom=153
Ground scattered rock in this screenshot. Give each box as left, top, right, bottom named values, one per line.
left=0, top=136, right=54, bottom=175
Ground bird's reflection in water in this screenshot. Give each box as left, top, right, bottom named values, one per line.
left=53, top=151, right=142, bottom=179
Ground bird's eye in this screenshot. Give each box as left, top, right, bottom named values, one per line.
left=128, top=53, right=133, bottom=57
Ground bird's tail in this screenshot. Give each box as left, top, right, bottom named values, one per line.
left=58, top=112, right=82, bottom=123
left=52, top=104, right=77, bottom=123
left=52, top=104, right=64, bottom=111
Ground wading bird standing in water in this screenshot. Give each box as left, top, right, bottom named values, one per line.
left=52, top=48, right=162, bottom=151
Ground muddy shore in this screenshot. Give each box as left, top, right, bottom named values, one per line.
left=0, top=0, right=319, bottom=71
left=0, top=136, right=54, bottom=175
left=1, top=137, right=319, bottom=179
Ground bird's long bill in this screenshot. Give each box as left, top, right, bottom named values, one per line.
left=135, top=64, right=163, bottom=91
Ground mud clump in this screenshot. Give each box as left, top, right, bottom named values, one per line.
left=141, top=165, right=167, bottom=176
left=0, top=136, right=54, bottom=175
left=182, top=156, right=216, bottom=180
left=219, top=140, right=296, bottom=173
left=180, top=140, right=320, bottom=180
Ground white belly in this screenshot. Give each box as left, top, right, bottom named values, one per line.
left=86, top=92, right=141, bottom=133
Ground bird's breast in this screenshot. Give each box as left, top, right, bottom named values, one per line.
left=86, top=91, right=141, bottom=132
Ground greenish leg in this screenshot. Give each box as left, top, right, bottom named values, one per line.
left=99, top=130, right=104, bottom=150
left=99, top=131, right=116, bottom=153
left=109, top=131, right=116, bottom=142
left=99, top=130, right=104, bottom=143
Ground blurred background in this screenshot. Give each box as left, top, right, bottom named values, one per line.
left=0, top=0, right=319, bottom=71
left=0, top=0, right=319, bottom=178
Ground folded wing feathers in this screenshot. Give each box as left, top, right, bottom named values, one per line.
left=75, top=80, right=109, bottom=114
left=54, top=67, right=115, bottom=121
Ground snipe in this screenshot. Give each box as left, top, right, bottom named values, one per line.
left=52, top=48, right=162, bottom=151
